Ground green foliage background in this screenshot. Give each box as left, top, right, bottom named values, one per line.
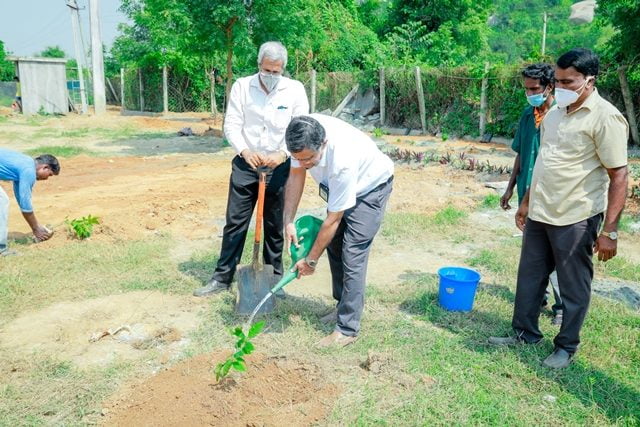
left=106, top=0, right=640, bottom=138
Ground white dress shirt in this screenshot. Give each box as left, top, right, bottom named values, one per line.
left=291, top=114, right=394, bottom=212
left=224, top=73, right=309, bottom=155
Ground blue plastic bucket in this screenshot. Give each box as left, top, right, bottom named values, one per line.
left=438, top=266, right=481, bottom=312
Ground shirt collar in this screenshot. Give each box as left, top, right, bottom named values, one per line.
left=567, top=87, right=600, bottom=115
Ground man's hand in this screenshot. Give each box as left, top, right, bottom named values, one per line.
left=33, top=225, right=53, bottom=242
left=594, top=235, right=617, bottom=262
left=515, top=202, right=528, bottom=231
left=500, top=189, right=513, bottom=210
left=262, top=152, right=283, bottom=169
left=293, top=258, right=315, bottom=278
left=285, top=222, right=299, bottom=255
left=240, top=150, right=265, bottom=169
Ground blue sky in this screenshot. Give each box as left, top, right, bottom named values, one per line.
left=0, top=0, right=128, bottom=57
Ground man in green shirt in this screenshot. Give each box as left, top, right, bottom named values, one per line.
left=501, top=63, right=563, bottom=325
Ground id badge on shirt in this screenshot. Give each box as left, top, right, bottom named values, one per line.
left=319, top=183, right=329, bottom=202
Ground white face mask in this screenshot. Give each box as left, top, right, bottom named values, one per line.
left=259, top=72, right=281, bottom=93
left=555, top=78, right=592, bottom=108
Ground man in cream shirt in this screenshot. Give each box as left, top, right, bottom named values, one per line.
left=194, top=41, right=309, bottom=296
left=490, top=48, right=629, bottom=369
left=283, top=114, right=394, bottom=347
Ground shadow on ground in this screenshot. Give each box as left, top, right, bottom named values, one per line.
left=398, top=274, right=640, bottom=423
left=97, top=135, right=226, bottom=156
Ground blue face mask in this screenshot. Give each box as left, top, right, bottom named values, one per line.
left=526, top=92, right=546, bottom=107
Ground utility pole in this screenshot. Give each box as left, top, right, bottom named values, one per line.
left=89, top=0, right=106, bottom=114
left=66, top=0, right=88, bottom=114
left=541, top=11, right=547, bottom=59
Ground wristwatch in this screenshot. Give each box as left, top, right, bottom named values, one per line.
left=601, top=230, right=618, bottom=240
left=305, top=257, right=318, bottom=268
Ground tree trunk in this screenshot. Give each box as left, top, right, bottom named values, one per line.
left=618, top=65, right=639, bottom=146
left=224, top=16, right=238, bottom=114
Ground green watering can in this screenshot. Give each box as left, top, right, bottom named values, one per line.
left=271, top=214, right=324, bottom=294
left=242, top=214, right=323, bottom=327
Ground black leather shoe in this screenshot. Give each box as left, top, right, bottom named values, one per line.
left=193, top=279, right=230, bottom=297
left=543, top=348, right=573, bottom=369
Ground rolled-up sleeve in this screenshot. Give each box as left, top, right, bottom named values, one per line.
left=595, top=112, right=629, bottom=169
left=224, top=81, right=249, bottom=155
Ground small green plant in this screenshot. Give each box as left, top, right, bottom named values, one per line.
left=441, top=130, right=449, bottom=141
left=481, top=194, right=501, bottom=208
left=66, top=215, right=100, bottom=239
left=214, top=321, right=264, bottom=382
left=629, top=163, right=640, bottom=180
left=372, top=127, right=386, bottom=138
left=433, top=205, right=466, bottom=226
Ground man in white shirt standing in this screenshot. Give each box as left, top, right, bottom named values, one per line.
left=283, top=115, right=394, bottom=347
left=194, top=41, right=309, bottom=297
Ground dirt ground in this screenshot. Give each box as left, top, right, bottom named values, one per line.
left=102, top=353, right=337, bottom=426
left=1, top=109, right=639, bottom=425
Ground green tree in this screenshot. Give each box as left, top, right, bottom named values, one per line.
left=597, top=0, right=640, bottom=63
left=39, top=45, right=66, bottom=58
left=0, top=40, right=15, bottom=81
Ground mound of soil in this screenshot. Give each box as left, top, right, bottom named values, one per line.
left=102, top=353, right=337, bottom=426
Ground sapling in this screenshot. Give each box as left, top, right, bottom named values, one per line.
left=214, top=321, right=265, bottom=382
left=66, top=215, right=100, bottom=239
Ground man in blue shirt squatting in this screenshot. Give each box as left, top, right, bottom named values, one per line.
left=0, top=148, right=60, bottom=256
left=283, top=115, right=394, bottom=347
left=500, top=63, right=564, bottom=326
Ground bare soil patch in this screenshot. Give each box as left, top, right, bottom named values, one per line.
left=102, top=353, right=337, bottom=426
left=0, top=291, right=205, bottom=368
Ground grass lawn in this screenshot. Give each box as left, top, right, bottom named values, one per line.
left=0, top=189, right=638, bottom=425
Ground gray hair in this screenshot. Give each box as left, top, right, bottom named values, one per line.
left=257, top=41, right=288, bottom=69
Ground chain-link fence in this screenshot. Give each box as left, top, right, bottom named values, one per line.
left=115, top=63, right=639, bottom=141
left=120, top=67, right=217, bottom=113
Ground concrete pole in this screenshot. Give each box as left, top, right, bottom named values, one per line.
left=541, top=12, right=547, bottom=59
left=66, top=0, right=87, bottom=114
left=163, top=65, right=168, bottom=114
left=138, top=69, right=144, bottom=111
left=414, top=66, right=427, bottom=135
left=310, top=69, right=316, bottom=113
left=120, top=68, right=125, bottom=110
left=479, top=62, right=490, bottom=138
left=379, top=67, right=385, bottom=126
left=89, top=0, right=106, bottom=114
left=210, top=71, right=217, bottom=116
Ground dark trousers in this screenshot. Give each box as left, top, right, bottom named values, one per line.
left=512, top=214, right=602, bottom=353
left=211, top=156, right=290, bottom=284
left=326, top=177, right=393, bottom=336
